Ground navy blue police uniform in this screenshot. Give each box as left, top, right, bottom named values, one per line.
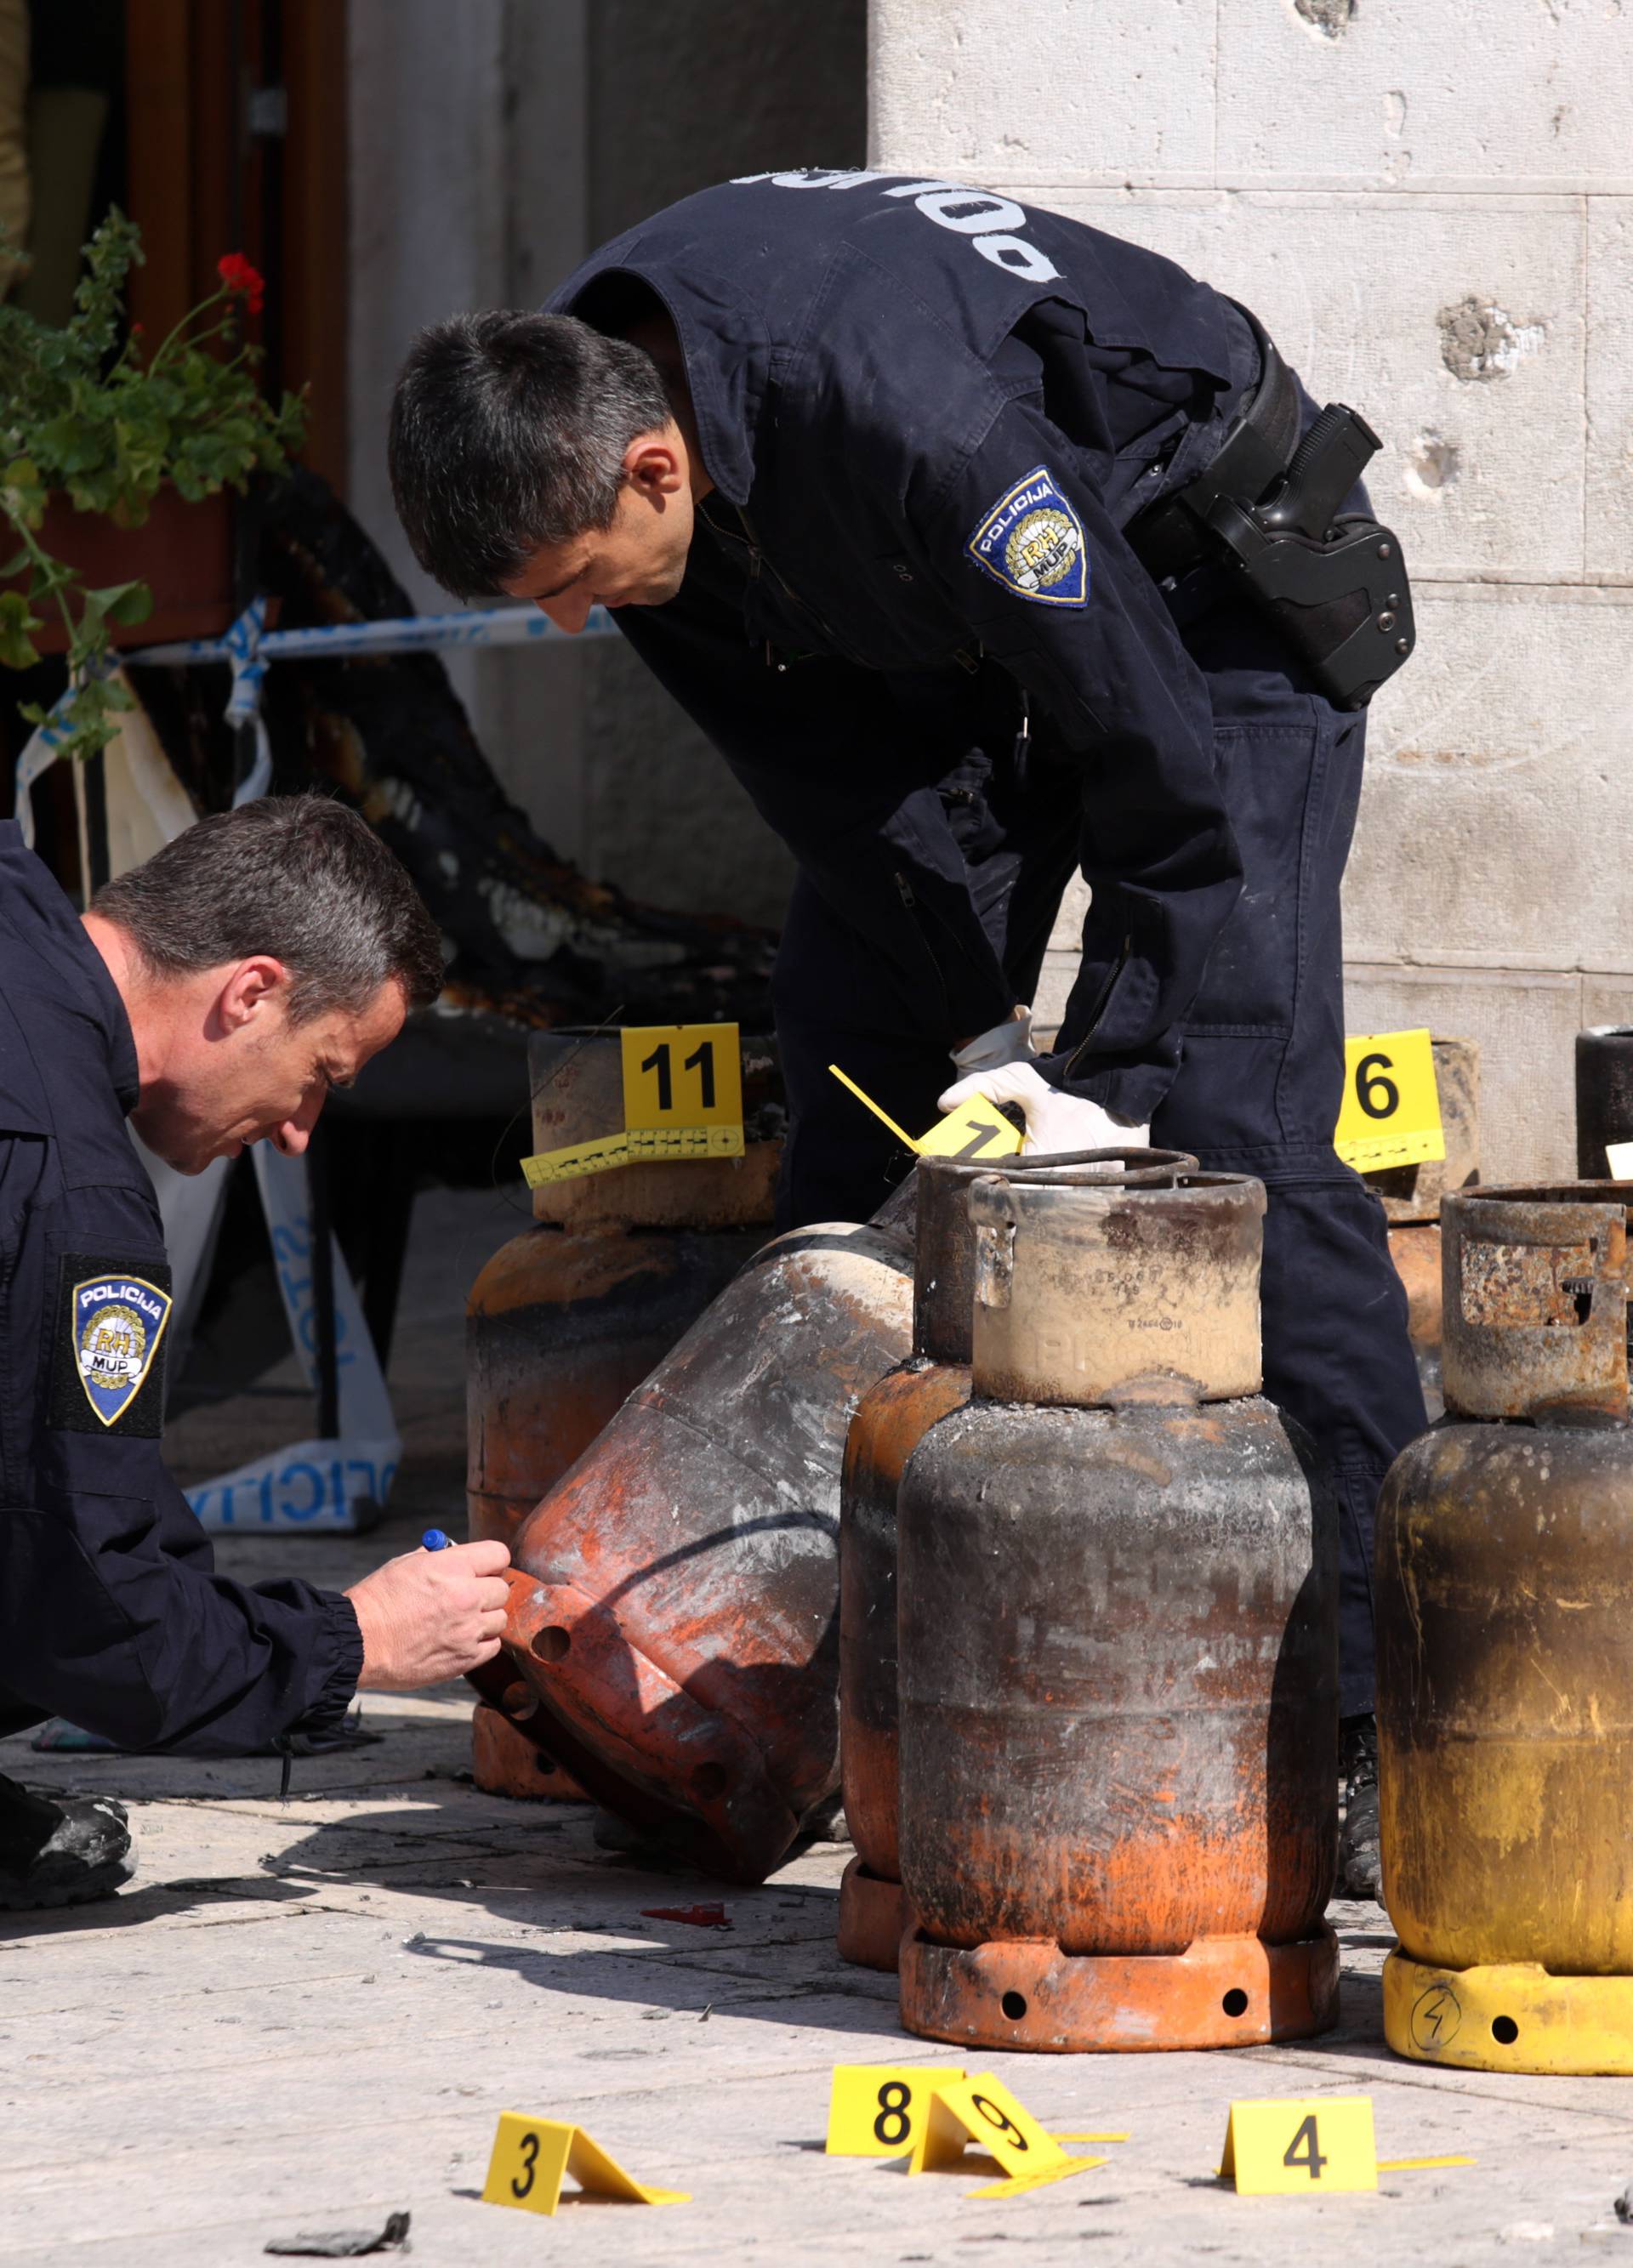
left=0, top=822, right=363, bottom=1750
left=549, top=169, right=1427, bottom=1716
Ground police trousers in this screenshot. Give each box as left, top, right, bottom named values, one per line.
left=771, top=602, right=1427, bottom=1719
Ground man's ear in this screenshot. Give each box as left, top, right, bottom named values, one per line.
left=623, top=426, right=686, bottom=499
left=215, top=956, right=291, bottom=1035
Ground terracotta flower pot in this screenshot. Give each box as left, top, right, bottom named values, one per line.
left=9, top=486, right=239, bottom=655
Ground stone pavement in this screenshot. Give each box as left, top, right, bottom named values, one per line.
left=3, top=1194, right=1632, bottom=2265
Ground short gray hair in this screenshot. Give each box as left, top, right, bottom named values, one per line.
left=92, top=795, right=444, bottom=1022
left=388, top=310, right=673, bottom=597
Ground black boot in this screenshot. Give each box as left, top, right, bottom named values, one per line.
left=1334, top=1714, right=1380, bottom=1903
left=0, top=1771, right=134, bottom=1910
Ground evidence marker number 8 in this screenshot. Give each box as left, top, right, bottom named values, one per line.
left=825, top=2063, right=967, bottom=2157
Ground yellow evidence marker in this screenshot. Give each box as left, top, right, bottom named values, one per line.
left=828, top=1065, right=1022, bottom=1163
left=1333, top=1027, right=1443, bottom=1175
left=1220, top=2096, right=1377, bottom=2194
left=481, top=2112, right=689, bottom=2217
left=1217, top=2094, right=1475, bottom=2194
left=907, top=2072, right=1107, bottom=2197
left=622, top=1021, right=743, bottom=1134
left=826, top=2064, right=967, bottom=2157
left=521, top=1020, right=746, bottom=1185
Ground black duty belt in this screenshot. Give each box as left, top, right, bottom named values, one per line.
left=1124, top=307, right=1415, bottom=711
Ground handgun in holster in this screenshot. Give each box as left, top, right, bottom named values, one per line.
left=1127, top=319, right=1415, bottom=712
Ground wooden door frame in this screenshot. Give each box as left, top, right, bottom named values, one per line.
left=123, top=0, right=349, bottom=496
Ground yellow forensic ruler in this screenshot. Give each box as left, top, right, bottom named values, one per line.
left=481, top=2112, right=689, bottom=2217
left=826, top=2063, right=966, bottom=2157
left=828, top=1065, right=1023, bottom=1163
left=1334, top=1028, right=1444, bottom=1174
left=521, top=1020, right=745, bottom=1185
left=521, top=1123, right=743, bottom=1186
left=908, top=2072, right=1107, bottom=2197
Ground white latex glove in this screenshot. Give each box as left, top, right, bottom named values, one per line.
left=950, top=1007, right=1035, bottom=1074
left=938, top=1061, right=1150, bottom=1157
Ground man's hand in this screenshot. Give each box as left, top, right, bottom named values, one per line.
left=938, top=1062, right=1150, bottom=1157
left=346, top=1538, right=513, bottom=1691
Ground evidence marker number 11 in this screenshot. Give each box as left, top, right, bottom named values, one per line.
left=522, top=1021, right=746, bottom=1186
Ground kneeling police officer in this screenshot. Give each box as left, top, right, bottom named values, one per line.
left=0, top=795, right=511, bottom=1909
left=388, top=169, right=1427, bottom=1896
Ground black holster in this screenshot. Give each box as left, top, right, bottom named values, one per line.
left=1127, top=315, right=1415, bottom=711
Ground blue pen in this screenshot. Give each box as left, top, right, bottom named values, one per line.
left=421, top=1528, right=452, bottom=1551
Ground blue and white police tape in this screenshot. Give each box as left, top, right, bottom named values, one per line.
left=186, top=1144, right=401, bottom=1533
left=10, top=660, right=118, bottom=850
left=128, top=598, right=617, bottom=673
left=12, top=599, right=617, bottom=842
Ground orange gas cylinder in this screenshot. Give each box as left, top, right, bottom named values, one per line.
left=1379, top=1183, right=1633, bottom=2073
left=837, top=1146, right=1197, bottom=1973
left=495, top=1183, right=917, bottom=1882
left=471, top=1679, right=590, bottom=1800
left=466, top=1029, right=780, bottom=1796
left=896, top=1163, right=1340, bottom=2052
left=467, top=1226, right=770, bottom=1549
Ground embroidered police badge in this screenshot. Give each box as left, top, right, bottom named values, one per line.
left=967, top=464, right=1089, bottom=606
left=50, top=1256, right=174, bottom=1436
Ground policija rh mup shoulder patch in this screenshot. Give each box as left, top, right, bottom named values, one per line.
left=967, top=463, right=1089, bottom=606
left=49, top=1253, right=173, bottom=1436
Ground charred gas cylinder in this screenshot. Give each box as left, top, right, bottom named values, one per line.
left=1363, top=1037, right=1480, bottom=1367
left=896, top=1165, right=1340, bottom=2053
left=493, top=1179, right=917, bottom=1883
left=466, top=1029, right=781, bottom=1796
left=1380, top=1180, right=1633, bottom=2074
left=1577, top=1028, right=1633, bottom=1181
left=837, top=1146, right=1198, bottom=1974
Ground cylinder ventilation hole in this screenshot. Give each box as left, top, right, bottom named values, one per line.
left=1001, top=1991, right=1028, bottom=2021
left=1221, top=1988, right=1250, bottom=2018
left=1491, top=2015, right=1519, bottom=2045
left=531, top=1625, right=572, bottom=1663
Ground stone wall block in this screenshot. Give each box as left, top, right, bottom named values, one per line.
left=868, top=0, right=1216, bottom=183
left=1344, top=586, right=1633, bottom=970
left=1585, top=196, right=1633, bottom=579
left=1017, top=186, right=1585, bottom=580
left=1216, top=0, right=1633, bottom=190
left=1341, top=963, right=1582, bottom=1183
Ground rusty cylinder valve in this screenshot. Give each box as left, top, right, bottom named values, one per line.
left=966, top=1166, right=1266, bottom=1409
left=1441, top=1182, right=1632, bottom=1424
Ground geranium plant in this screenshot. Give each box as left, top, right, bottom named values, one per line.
left=0, top=211, right=304, bottom=759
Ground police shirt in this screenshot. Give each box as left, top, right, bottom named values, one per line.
left=549, top=170, right=1267, bottom=1122
left=0, top=823, right=363, bottom=1752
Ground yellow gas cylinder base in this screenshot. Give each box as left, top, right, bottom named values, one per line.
left=1385, top=1948, right=1633, bottom=2076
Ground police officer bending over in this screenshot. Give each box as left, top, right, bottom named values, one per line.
left=387, top=171, right=1428, bottom=1897
left=0, top=796, right=511, bottom=1909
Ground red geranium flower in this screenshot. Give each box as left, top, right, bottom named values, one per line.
left=217, top=252, right=265, bottom=316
